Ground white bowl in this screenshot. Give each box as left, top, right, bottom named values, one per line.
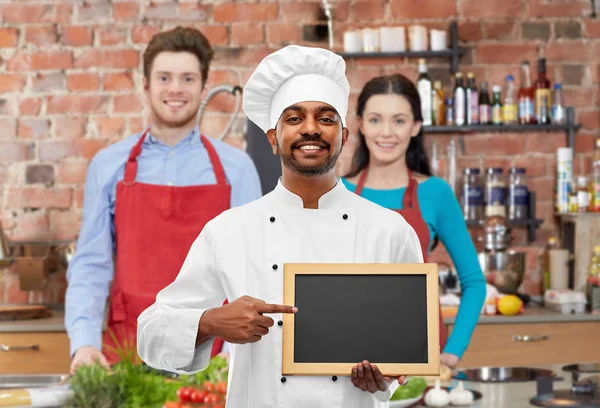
left=389, top=394, right=423, bottom=408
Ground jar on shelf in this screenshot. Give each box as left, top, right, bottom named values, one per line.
left=508, top=167, right=529, bottom=220
left=485, top=167, right=507, bottom=218
left=460, top=168, right=484, bottom=222
left=577, top=176, right=590, bottom=212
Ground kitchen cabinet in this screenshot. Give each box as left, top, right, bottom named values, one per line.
left=0, top=332, right=71, bottom=374
left=450, top=321, right=600, bottom=368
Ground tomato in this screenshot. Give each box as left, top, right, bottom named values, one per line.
left=177, top=387, right=193, bottom=402
left=190, top=389, right=207, bottom=404
left=215, top=381, right=227, bottom=395
left=204, top=393, right=219, bottom=404
left=163, top=402, right=181, bottom=408
left=203, top=381, right=215, bottom=392
left=213, top=404, right=226, bottom=408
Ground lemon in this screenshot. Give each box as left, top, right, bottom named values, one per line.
left=497, top=295, right=523, bottom=316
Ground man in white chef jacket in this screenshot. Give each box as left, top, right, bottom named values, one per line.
left=137, top=45, right=423, bottom=408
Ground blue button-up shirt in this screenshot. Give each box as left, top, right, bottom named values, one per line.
left=65, top=127, right=261, bottom=356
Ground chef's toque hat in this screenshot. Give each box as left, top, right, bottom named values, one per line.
left=243, top=45, right=350, bottom=134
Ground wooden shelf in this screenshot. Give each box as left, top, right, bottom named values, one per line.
left=424, top=123, right=582, bottom=134
left=338, top=48, right=467, bottom=59
left=423, top=107, right=581, bottom=150
left=337, top=21, right=465, bottom=73
left=463, top=191, right=543, bottom=242
left=466, top=218, right=544, bottom=227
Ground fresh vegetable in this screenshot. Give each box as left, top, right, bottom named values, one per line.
left=449, top=381, right=474, bottom=406
left=190, top=389, right=207, bottom=403
left=70, top=363, right=121, bottom=408
left=70, top=345, right=229, bottom=408
left=423, top=379, right=450, bottom=407
left=215, top=381, right=227, bottom=394
left=177, top=387, right=193, bottom=402
left=390, top=377, right=427, bottom=400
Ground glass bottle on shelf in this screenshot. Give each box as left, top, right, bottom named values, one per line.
left=478, top=81, right=492, bottom=125
left=461, top=168, right=484, bottom=222
left=518, top=60, right=536, bottom=124
left=551, top=83, right=566, bottom=125
left=502, top=75, right=518, bottom=125
left=432, top=81, right=445, bottom=126
left=492, top=86, right=503, bottom=125
left=508, top=167, right=528, bottom=220
left=445, top=98, right=455, bottom=126
left=534, top=57, right=551, bottom=124
left=466, top=72, right=479, bottom=125
left=454, top=73, right=466, bottom=126
left=417, top=59, right=433, bottom=126
left=485, top=167, right=507, bottom=217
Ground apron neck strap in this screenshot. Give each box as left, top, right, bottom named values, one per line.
left=200, top=134, right=227, bottom=185
left=123, top=128, right=149, bottom=184
left=402, top=170, right=419, bottom=209
left=354, top=167, right=368, bottom=196
left=122, top=129, right=228, bottom=185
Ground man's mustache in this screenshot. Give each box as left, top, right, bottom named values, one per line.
left=290, top=134, right=330, bottom=149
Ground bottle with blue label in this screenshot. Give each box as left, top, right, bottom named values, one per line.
left=551, top=83, right=566, bottom=125
left=461, top=168, right=484, bottom=222
left=508, top=167, right=529, bottom=220
left=485, top=167, right=507, bottom=217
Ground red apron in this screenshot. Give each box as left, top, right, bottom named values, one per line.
left=354, top=168, right=448, bottom=352
left=102, top=128, right=230, bottom=364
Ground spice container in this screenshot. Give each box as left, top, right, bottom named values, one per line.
left=485, top=167, right=507, bottom=217
left=508, top=167, right=529, bottom=220
left=461, top=168, right=484, bottom=222
left=577, top=176, right=590, bottom=212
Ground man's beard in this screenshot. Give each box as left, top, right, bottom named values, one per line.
left=277, top=135, right=342, bottom=177
left=150, top=101, right=197, bottom=128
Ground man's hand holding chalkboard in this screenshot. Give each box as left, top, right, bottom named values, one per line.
left=197, top=295, right=298, bottom=345
left=350, top=360, right=408, bottom=393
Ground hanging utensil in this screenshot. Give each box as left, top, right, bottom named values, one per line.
left=197, top=84, right=243, bottom=141
left=321, top=0, right=334, bottom=50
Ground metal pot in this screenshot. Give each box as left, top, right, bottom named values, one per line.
left=477, top=250, right=526, bottom=294
left=477, top=215, right=513, bottom=252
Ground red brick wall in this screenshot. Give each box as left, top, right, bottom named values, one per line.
left=0, top=0, right=598, bottom=303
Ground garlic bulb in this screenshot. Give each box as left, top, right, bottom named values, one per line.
left=424, top=379, right=450, bottom=407
left=449, top=381, right=474, bottom=406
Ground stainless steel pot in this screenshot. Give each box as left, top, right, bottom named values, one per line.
left=478, top=215, right=513, bottom=252
left=478, top=250, right=526, bottom=293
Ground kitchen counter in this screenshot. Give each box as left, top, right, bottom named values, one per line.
left=0, top=310, right=67, bottom=332
left=443, top=304, right=600, bottom=325
left=412, top=362, right=592, bottom=408
left=1, top=304, right=600, bottom=332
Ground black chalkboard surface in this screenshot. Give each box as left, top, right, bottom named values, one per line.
left=282, top=263, right=440, bottom=377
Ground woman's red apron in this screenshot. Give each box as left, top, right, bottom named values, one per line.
left=102, top=129, right=230, bottom=364
left=354, top=168, right=448, bottom=352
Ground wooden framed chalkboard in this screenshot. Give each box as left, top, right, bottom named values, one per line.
left=282, top=263, right=440, bottom=377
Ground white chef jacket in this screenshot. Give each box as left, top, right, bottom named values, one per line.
left=138, top=178, right=424, bottom=408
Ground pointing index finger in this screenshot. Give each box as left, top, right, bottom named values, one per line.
left=257, top=303, right=298, bottom=314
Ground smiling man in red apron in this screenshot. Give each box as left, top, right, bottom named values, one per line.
left=65, top=26, right=261, bottom=373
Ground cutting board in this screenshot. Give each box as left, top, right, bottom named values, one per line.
left=0, top=305, right=53, bottom=321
